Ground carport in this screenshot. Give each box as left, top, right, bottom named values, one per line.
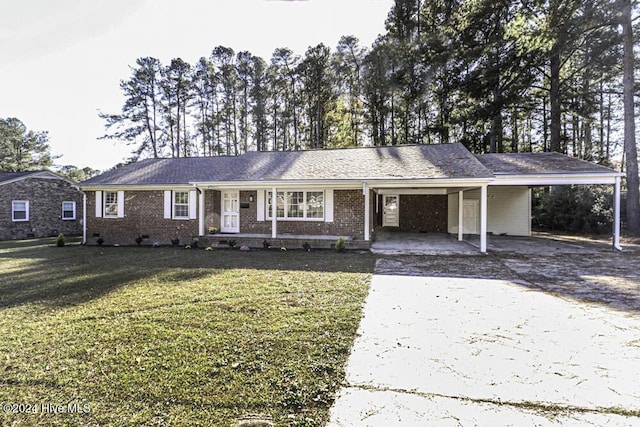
left=369, top=152, right=624, bottom=254
left=476, top=153, right=624, bottom=251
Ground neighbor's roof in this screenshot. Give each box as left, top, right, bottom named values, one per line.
left=0, top=170, right=74, bottom=186
left=0, top=171, right=37, bottom=184
left=476, top=152, right=621, bottom=176
left=80, top=143, right=494, bottom=186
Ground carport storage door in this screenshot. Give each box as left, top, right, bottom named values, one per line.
left=383, top=195, right=399, bottom=227
left=221, top=190, right=240, bottom=233
left=463, top=200, right=479, bottom=234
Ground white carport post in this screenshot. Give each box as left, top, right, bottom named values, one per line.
left=480, top=184, right=488, bottom=253
left=613, top=176, right=622, bottom=250
left=458, top=190, right=464, bottom=241
left=363, top=182, right=370, bottom=241
left=271, top=187, right=277, bottom=238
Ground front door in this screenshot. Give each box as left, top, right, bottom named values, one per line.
left=221, top=190, right=240, bottom=233
left=382, top=195, right=399, bottom=227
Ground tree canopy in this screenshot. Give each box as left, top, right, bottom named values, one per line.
left=0, top=117, right=55, bottom=172
left=99, top=0, right=639, bottom=228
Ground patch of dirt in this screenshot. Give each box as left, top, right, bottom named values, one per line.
left=376, top=252, right=640, bottom=314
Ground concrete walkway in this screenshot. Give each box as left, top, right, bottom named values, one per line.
left=328, top=274, right=640, bottom=426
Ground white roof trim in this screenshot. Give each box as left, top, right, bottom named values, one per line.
left=489, top=173, right=621, bottom=186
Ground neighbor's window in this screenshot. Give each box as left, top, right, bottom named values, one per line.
left=103, top=191, right=119, bottom=217
left=12, top=200, right=29, bottom=222
left=62, top=201, right=76, bottom=220
left=266, top=190, right=324, bottom=220
left=173, top=191, right=189, bottom=219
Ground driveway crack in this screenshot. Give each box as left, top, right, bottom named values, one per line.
left=345, top=383, right=640, bottom=418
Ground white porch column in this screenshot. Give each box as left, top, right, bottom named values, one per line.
left=271, top=187, right=277, bottom=239
left=198, top=189, right=205, bottom=236
left=480, top=184, right=488, bottom=253
left=82, top=193, right=87, bottom=244
left=458, top=190, right=464, bottom=241
left=613, top=176, right=622, bottom=250
left=363, top=182, right=370, bottom=241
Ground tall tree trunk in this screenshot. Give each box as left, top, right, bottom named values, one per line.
left=550, top=49, right=562, bottom=152
left=622, top=0, right=640, bottom=232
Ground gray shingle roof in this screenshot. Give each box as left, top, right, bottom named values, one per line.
left=80, top=157, right=242, bottom=186
left=238, top=143, right=493, bottom=181
left=476, top=153, right=620, bottom=176
left=80, top=143, right=494, bottom=186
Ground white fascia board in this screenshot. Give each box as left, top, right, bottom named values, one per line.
left=191, top=180, right=361, bottom=190
left=192, top=178, right=493, bottom=190
left=489, top=174, right=621, bottom=186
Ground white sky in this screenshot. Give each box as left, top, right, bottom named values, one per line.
left=0, top=0, right=393, bottom=171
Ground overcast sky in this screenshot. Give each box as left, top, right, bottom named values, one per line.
left=0, top=0, right=393, bottom=171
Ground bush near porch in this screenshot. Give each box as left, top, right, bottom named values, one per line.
left=532, top=185, right=614, bottom=234
left=0, top=239, right=373, bottom=426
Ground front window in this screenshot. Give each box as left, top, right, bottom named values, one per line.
left=104, top=192, right=118, bottom=217
left=173, top=191, right=189, bottom=218
left=62, top=201, right=76, bottom=220
left=12, top=201, right=28, bottom=222
left=266, top=190, right=324, bottom=220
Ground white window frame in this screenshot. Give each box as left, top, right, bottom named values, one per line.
left=266, top=190, right=325, bottom=221
left=12, top=200, right=29, bottom=222
left=164, top=190, right=197, bottom=220
left=173, top=191, right=190, bottom=219
left=103, top=191, right=119, bottom=218
left=62, top=201, right=76, bottom=220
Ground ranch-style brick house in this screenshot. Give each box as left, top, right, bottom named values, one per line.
left=0, top=171, right=84, bottom=240
left=79, top=143, right=623, bottom=252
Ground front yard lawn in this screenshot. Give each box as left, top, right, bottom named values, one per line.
left=0, top=239, right=374, bottom=426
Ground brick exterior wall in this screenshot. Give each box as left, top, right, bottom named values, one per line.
left=399, top=195, right=448, bottom=232
left=374, top=194, right=448, bottom=233
left=85, top=190, right=198, bottom=245
left=85, top=188, right=366, bottom=245
left=0, top=177, right=83, bottom=240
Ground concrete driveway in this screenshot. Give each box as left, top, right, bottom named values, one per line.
left=328, top=253, right=640, bottom=426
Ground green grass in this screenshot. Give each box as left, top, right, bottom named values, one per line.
left=0, top=238, right=374, bottom=426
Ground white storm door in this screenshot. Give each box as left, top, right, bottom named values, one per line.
left=382, top=195, right=399, bottom=227
left=221, top=190, right=240, bottom=233
left=462, top=200, right=479, bottom=234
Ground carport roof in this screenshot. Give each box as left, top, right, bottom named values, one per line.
left=476, top=152, right=621, bottom=176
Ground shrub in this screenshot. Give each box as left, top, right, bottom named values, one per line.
left=56, top=233, right=65, bottom=247
left=532, top=185, right=614, bottom=234
left=96, top=237, right=104, bottom=246
left=335, top=236, right=346, bottom=253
